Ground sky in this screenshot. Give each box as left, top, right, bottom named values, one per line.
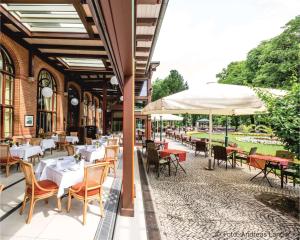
left=152, top=0, right=300, bottom=88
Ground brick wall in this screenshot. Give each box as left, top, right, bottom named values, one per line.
left=1, top=33, right=65, bottom=137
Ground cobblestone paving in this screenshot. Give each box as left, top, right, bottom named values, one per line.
left=145, top=141, right=300, bottom=240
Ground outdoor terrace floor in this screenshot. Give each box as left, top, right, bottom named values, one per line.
left=144, top=140, right=300, bottom=240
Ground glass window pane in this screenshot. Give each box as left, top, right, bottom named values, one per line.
left=5, top=75, right=13, bottom=105
left=4, top=108, right=13, bottom=137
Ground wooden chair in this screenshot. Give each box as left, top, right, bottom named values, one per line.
left=45, top=132, right=53, bottom=139
left=195, top=141, right=208, bottom=157
left=12, top=136, right=25, bottom=146
left=97, top=145, right=119, bottom=177
left=249, top=156, right=271, bottom=186
left=0, top=184, right=4, bottom=193
left=67, top=162, right=109, bottom=225
left=213, top=145, right=233, bottom=170
left=85, top=138, right=92, bottom=145
left=95, top=134, right=102, bottom=139
left=57, top=134, right=68, bottom=151
left=235, top=147, right=257, bottom=167
left=19, top=161, right=60, bottom=224
left=66, top=145, right=75, bottom=156
left=70, top=132, right=78, bottom=137
left=146, top=147, right=170, bottom=177
left=28, top=138, right=42, bottom=166
left=273, top=150, right=297, bottom=185
left=0, top=144, right=20, bottom=177
left=107, top=138, right=118, bottom=146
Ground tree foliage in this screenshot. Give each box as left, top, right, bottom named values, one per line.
left=152, top=70, right=188, bottom=101
left=217, top=16, right=300, bottom=89
left=257, top=84, right=300, bottom=157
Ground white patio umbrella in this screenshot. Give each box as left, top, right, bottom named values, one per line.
left=151, top=114, right=183, bottom=140
left=142, top=83, right=285, bottom=167
left=151, top=114, right=183, bottom=121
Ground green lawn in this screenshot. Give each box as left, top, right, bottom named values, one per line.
left=190, top=132, right=284, bottom=156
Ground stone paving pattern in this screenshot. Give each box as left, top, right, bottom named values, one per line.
left=145, top=140, right=300, bottom=240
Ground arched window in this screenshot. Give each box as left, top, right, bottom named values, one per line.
left=0, top=47, right=14, bottom=138
left=37, top=69, right=57, bottom=133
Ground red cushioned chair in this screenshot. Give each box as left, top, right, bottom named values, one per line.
left=19, top=161, right=61, bottom=224
left=0, top=144, right=20, bottom=177
left=67, top=162, right=109, bottom=225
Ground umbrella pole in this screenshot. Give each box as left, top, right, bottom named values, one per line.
left=225, top=116, right=228, bottom=147
left=160, top=116, right=163, bottom=141
left=206, top=110, right=214, bottom=170
left=153, top=117, right=156, bottom=140
left=209, top=111, right=212, bottom=156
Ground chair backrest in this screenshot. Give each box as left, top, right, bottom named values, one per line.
left=249, top=147, right=257, bottom=156
left=146, top=148, right=159, bottom=165
left=104, top=145, right=119, bottom=160
left=107, top=138, right=118, bottom=146
left=146, top=141, right=156, bottom=150
left=213, top=145, right=227, bottom=160
left=45, top=132, right=53, bottom=139
left=58, top=134, right=66, bottom=142
left=0, top=144, right=10, bottom=163
left=70, top=132, right=78, bottom=137
left=13, top=136, right=25, bottom=145
left=249, top=157, right=266, bottom=170
left=85, top=138, right=92, bottom=145
left=66, top=145, right=75, bottom=156
left=30, top=138, right=42, bottom=146
left=196, top=141, right=207, bottom=151
left=19, top=161, right=39, bottom=195
left=84, top=162, right=109, bottom=194
left=275, top=150, right=295, bottom=160
left=95, top=134, right=101, bottom=139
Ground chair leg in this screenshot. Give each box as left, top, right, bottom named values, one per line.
left=99, top=195, right=104, bottom=217
left=6, top=165, right=9, bottom=177
left=67, top=192, right=72, bottom=212
left=20, top=194, right=28, bottom=215
left=26, top=198, right=36, bottom=224
left=82, top=200, right=87, bottom=225
left=57, top=197, right=62, bottom=212
left=113, top=161, right=116, bottom=178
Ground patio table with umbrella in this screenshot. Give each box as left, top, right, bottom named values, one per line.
left=142, top=83, right=285, bottom=170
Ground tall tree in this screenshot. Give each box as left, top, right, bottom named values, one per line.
left=216, top=16, right=300, bottom=89
left=152, top=70, right=189, bottom=101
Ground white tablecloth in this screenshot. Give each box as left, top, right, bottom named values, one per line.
left=10, top=145, right=43, bottom=161
left=40, top=139, right=56, bottom=151
left=51, top=136, right=79, bottom=144
left=36, top=156, right=84, bottom=197
left=75, top=145, right=105, bottom=162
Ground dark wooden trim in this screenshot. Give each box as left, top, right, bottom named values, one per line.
left=137, top=18, right=157, bottom=26
left=34, top=44, right=105, bottom=51
left=136, top=47, right=150, bottom=52
left=72, top=0, right=95, bottom=38
left=44, top=53, right=109, bottom=59
left=136, top=34, right=153, bottom=41
left=2, top=0, right=73, bottom=3
left=31, top=32, right=94, bottom=39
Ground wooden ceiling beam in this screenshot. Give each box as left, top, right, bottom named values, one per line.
left=30, top=32, right=95, bottom=39
left=137, top=0, right=162, bottom=4
left=136, top=34, right=153, bottom=41
left=0, top=6, right=31, bottom=36
left=73, top=0, right=95, bottom=38
left=136, top=18, right=157, bottom=26
left=135, top=56, right=148, bottom=61
left=44, top=53, right=109, bottom=59
left=34, top=44, right=105, bottom=51
left=136, top=47, right=150, bottom=52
